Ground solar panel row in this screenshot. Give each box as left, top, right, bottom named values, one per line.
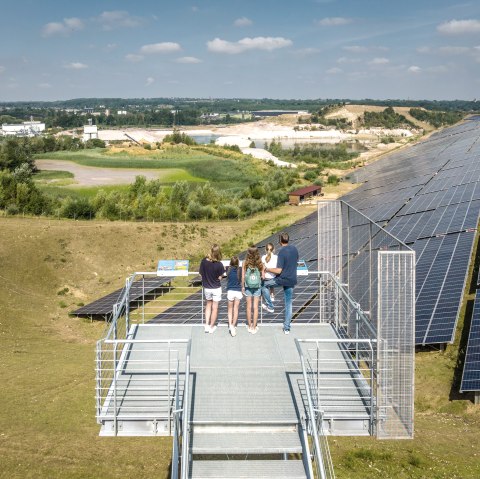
left=341, top=121, right=480, bottom=345
left=461, top=290, right=480, bottom=392
left=72, top=276, right=172, bottom=316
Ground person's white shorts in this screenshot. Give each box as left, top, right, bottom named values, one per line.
left=204, top=287, right=222, bottom=302
left=227, top=290, right=243, bottom=301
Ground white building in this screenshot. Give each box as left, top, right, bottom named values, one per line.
left=1, top=121, right=46, bottom=137
left=83, top=120, right=98, bottom=141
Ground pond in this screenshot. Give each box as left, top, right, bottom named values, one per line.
left=189, top=135, right=367, bottom=153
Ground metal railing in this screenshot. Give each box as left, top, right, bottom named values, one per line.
left=317, top=200, right=412, bottom=338
left=296, top=339, right=336, bottom=479
left=95, top=271, right=191, bottom=437
left=171, top=341, right=192, bottom=479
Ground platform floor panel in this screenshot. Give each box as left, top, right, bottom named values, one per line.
left=117, top=324, right=368, bottom=422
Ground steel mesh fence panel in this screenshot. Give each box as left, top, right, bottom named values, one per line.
left=377, top=251, right=415, bottom=439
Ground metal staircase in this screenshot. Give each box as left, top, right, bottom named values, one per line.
left=186, top=350, right=310, bottom=479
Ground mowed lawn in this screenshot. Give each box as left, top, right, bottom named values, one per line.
left=35, top=146, right=268, bottom=191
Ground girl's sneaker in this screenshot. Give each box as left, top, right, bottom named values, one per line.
left=271, top=295, right=275, bottom=302
left=231, top=326, right=237, bottom=337
left=204, top=325, right=211, bottom=333
left=252, top=326, right=259, bottom=334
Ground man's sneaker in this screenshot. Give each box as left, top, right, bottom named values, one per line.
left=231, top=326, right=237, bottom=337
left=262, top=304, right=274, bottom=313
left=283, top=329, right=290, bottom=335
left=209, top=325, right=217, bottom=334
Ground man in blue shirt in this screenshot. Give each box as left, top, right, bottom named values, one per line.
left=262, top=232, right=299, bottom=334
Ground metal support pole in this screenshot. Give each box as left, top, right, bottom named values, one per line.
left=142, top=275, right=145, bottom=323
left=125, top=278, right=130, bottom=335
left=113, top=343, right=118, bottom=436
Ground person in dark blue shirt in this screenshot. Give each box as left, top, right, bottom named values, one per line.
left=199, top=244, right=225, bottom=333
left=226, top=256, right=242, bottom=336
left=261, top=232, right=299, bottom=334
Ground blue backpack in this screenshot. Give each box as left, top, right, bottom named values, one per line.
left=245, top=267, right=261, bottom=288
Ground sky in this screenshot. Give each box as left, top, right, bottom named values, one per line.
left=0, top=0, right=479, bottom=101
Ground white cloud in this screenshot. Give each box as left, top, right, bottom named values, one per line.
left=96, top=11, right=143, bottom=30
left=176, top=56, right=202, bottom=63
left=207, top=36, right=292, bottom=54
left=146, top=77, right=155, bottom=86
left=369, top=57, right=390, bottom=65
left=337, top=56, right=361, bottom=64
left=316, top=17, right=352, bottom=26
left=343, top=45, right=367, bottom=53
left=105, top=43, right=118, bottom=52
left=437, top=19, right=480, bottom=35
left=408, top=65, right=422, bottom=73
left=438, top=46, right=470, bottom=54
left=191, top=6, right=199, bottom=12
left=0, top=66, right=5, bottom=74
left=38, top=82, right=52, bottom=88
left=326, top=67, right=343, bottom=74
left=42, top=17, right=84, bottom=37
left=140, top=42, right=182, bottom=54
left=64, top=62, right=88, bottom=70
left=234, top=17, right=253, bottom=27
left=125, top=54, right=144, bottom=62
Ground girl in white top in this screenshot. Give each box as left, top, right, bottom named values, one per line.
left=261, top=243, right=278, bottom=301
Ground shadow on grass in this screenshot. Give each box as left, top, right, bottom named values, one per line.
left=449, top=227, right=480, bottom=402
left=450, top=298, right=474, bottom=402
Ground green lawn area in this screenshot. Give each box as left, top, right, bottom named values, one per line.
left=35, top=146, right=266, bottom=190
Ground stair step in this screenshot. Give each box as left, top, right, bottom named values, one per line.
left=189, top=460, right=307, bottom=479
left=191, top=431, right=303, bottom=454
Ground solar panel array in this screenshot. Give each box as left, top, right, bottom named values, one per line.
left=460, top=290, right=480, bottom=392
left=343, top=121, right=480, bottom=345
left=72, top=277, right=172, bottom=317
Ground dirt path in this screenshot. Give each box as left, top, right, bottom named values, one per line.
left=36, top=159, right=161, bottom=186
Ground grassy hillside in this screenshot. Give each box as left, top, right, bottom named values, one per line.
left=0, top=205, right=314, bottom=479
left=1, top=205, right=480, bottom=478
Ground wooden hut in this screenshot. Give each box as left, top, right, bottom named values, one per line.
left=288, top=185, right=322, bottom=205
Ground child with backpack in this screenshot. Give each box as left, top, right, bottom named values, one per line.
left=242, top=246, right=265, bottom=334
left=226, top=256, right=242, bottom=337
left=261, top=243, right=278, bottom=311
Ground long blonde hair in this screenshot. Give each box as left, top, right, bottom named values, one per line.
left=244, top=246, right=263, bottom=271
left=207, top=244, right=222, bottom=262
left=265, top=243, right=275, bottom=263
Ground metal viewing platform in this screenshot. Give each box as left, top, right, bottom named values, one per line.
left=95, top=201, right=416, bottom=479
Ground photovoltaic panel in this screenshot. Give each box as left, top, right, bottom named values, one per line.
left=72, top=276, right=173, bottom=316
left=461, top=290, right=480, bottom=392
left=343, top=121, right=480, bottom=345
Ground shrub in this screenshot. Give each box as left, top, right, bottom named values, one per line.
left=327, top=174, right=339, bottom=185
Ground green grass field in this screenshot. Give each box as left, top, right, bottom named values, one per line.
left=35, top=146, right=266, bottom=190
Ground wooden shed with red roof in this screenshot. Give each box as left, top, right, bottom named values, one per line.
left=288, top=185, right=323, bottom=205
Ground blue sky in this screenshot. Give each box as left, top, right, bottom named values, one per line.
left=0, top=0, right=479, bottom=101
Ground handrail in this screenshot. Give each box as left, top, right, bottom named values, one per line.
left=311, top=270, right=377, bottom=338
left=295, top=339, right=328, bottom=479
left=181, top=340, right=192, bottom=479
